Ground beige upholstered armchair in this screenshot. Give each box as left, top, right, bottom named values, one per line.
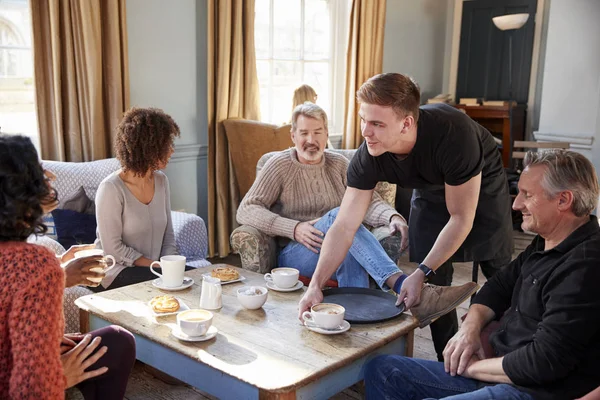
left=230, top=149, right=402, bottom=274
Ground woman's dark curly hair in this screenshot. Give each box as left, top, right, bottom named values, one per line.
left=0, top=135, right=57, bottom=242
left=115, top=107, right=180, bottom=176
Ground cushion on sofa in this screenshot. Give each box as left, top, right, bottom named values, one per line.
left=59, top=186, right=95, bottom=214
left=51, top=208, right=97, bottom=249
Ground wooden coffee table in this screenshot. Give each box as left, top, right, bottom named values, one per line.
left=76, top=264, right=418, bottom=399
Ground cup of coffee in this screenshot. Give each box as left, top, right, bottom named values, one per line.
left=150, top=255, right=186, bottom=288
left=302, top=303, right=345, bottom=330
left=73, top=249, right=116, bottom=283
left=177, top=309, right=213, bottom=337
left=264, top=267, right=299, bottom=289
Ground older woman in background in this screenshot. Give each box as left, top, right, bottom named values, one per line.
left=0, top=135, right=135, bottom=400
left=94, top=107, right=181, bottom=290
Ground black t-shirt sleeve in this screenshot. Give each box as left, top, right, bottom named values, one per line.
left=347, top=142, right=379, bottom=190
left=437, top=122, right=485, bottom=186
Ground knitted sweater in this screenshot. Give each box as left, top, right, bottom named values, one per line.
left=0, top=242, right=66, bottom=400
left=237, top=148, right=398, bottom=239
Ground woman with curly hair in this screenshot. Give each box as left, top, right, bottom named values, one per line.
left=0, top=135, right=135, bottom=399
left=94, top=107, right=181, bottom=290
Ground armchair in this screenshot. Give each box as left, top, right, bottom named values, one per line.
left=37, top=158, right=210, bottom=332
left=230, top=149, right=402, bottom=274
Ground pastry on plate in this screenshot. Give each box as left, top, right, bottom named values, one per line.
left=150, top=295, right=180, bottom=313
left=211, top=266, right=240, bottom=282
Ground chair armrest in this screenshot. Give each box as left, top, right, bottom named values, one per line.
left=230, top=225, right=277, bottom=273
left=171, top=211, right=208, bottom=260
left=27, top=234, right=66, bottom=255
left=371, top=226, right=403, bottom=264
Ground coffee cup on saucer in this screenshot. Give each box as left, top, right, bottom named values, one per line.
left=150, top=255, right=186, bottom=288
left=177, top=309, right=213, bottom=337
left=74, top=249, right=116, bottom=283
left=302, top=303, right=345, bottom=330
left=264, top=267, right=299, bottom=289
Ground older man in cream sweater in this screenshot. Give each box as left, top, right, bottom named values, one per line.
left=237, top=103, right=477, bottom=327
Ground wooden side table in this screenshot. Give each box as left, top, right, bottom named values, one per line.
left=454, top=103, right=526, bottom=167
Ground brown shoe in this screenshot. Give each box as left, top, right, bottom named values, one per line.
left=410, top=282, right=479, bottom=328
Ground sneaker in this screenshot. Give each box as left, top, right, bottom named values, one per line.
left=409, top=282, right=479, bottom=328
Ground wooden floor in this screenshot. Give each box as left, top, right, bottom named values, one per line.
left=116, top=231, right=533, bottom=400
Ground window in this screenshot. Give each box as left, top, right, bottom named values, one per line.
left=0, top=0, right=38, bottom=149
left=254, top=0, right=350, bottom=136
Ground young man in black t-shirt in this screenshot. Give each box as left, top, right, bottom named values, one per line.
left=298, top=73, right=513, bottom=360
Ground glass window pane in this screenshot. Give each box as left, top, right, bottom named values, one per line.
left=304, top=61, right=330, bottom=116
left=273, top=0, right=301, bottom=60
left=271, top=60, right=302, bottom=124
left=304, top=0, right=330, bottom=60
left=0, top=0, right=39, bottom=150
left=254, top=0, right=270, bottom=59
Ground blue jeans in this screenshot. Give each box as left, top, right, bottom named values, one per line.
left=277, top=207, right=401, bottom=289
left=364, top=355, right=533, bottom=400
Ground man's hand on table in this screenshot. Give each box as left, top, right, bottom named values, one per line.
left=298, top=285, right=323, bottom=320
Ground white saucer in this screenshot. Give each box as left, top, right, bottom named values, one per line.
left=202, top=273, right=246, bottom=285
left=171, top=325, right=218, bottom=342
left=304, top=320, right=351, bottom=335
left=266, top=281, right=304, bottom=292
left=148, top=298, right=190, bottom=317
left=152, top=276, right=194, bottom=291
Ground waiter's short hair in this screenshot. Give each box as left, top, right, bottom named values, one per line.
left=524, top=149, right=599, bottom=217
left=357, top=73, right=421, bottom=123
left=291, top=102, right=328, bottom=133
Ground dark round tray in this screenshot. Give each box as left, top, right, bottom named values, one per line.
left=322, top=287, right=405, bottom=324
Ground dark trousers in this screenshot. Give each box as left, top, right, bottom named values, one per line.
left=75, top=325, right=136, bottom=400
left=428, top=257, right=509, bottom=361
left=90, top=266, right=195, bottom=292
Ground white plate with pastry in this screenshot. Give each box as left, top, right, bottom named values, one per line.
left=148, top=295, right=189, bottom=317
left=204, top=266, right=246, bottom=285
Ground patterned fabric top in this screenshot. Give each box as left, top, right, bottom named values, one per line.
left=0, top=242, right=66, bottom=399
left=42, top=158, right=121, bottom=202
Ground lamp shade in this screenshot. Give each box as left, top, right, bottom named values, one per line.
left=492, top=13, right=529, bottom=31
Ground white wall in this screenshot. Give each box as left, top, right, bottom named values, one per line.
left=383, top=0, right=451, bottom=101
left=534, top=0, right=600, bottom=171
left=126, top=0, right=208, bottom=222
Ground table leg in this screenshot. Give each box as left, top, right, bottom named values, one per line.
left=405, top=329, right=414, bottom=358
left=79, top=309, right=90, bottom=333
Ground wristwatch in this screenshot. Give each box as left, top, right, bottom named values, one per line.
left=417, top=263, right=435, bottom=281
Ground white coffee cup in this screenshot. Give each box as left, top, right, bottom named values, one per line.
left=150, top=255, right=186, bottom=288
left=302, top=303, right=345, bottom=330
left=264, top=267, right=299, bottom=289
left=73, top=249, right=116, bottom=283
left=177, top=309, right=213, bottom=337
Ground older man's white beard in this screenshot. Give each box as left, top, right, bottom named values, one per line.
left=299, top=146, right=324, bottom=161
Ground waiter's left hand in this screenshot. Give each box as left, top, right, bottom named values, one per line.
left=396, top=269, right=425, bottom=309
left=389, top=215, right=409, bottom=252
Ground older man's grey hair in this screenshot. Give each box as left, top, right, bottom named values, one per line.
left=291, top=102, right=328, bottom=133
left=524, top=149, right=600, bottom=217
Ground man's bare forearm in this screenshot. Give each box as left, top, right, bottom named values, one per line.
left=466, top=357, right=512, bottom=384
left=309, top=221, right=354, bottom=288
left=462, top=304, right=496, bottom=333
left=422, top=215, right=473, bottom=271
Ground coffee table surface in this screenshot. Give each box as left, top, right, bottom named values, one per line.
left=76, top=264, right=418, bottom=393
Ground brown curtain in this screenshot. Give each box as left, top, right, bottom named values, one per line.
left=31, top=0, right=129, bottom=161
left=342, top=0, right=386, bottom=149
left=207, top=0, right=261, bottom=257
